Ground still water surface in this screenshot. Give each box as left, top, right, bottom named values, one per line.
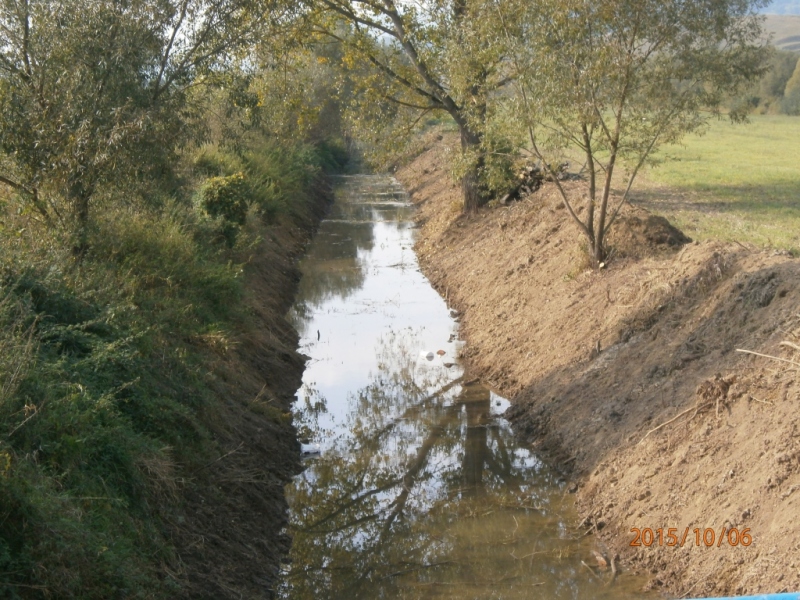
left=280, top=175, right=651, bottom=599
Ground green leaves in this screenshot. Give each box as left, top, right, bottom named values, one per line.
left=311, top=0, right=516, bottom=209
left=198, top=172, right=251, bottom=246
left=0, top=0, right=273, bottom=236
left=496, top=0, right=769, bottom=262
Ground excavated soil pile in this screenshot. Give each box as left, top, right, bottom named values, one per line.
left=397, top=135, right=800, bottom=598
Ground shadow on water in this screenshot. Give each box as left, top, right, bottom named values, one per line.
left=281, top=176, right=654, bottom=599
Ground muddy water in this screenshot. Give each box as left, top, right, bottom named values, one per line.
left=280, top=175, right=650, bottom=599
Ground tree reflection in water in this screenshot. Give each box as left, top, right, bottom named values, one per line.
left=281, top=175, right=647, bottom=599
left=281, top=330, right=633, bottom=600
left=291, top=178, right=414, bottom=335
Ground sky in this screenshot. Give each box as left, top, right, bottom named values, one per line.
left=763, top=0, right=800, bottom=15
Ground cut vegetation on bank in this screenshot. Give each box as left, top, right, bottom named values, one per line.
left=397, top=130, right=800, bottom=598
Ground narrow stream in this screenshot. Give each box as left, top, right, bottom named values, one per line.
left=280, top=175, right=652, bottom=599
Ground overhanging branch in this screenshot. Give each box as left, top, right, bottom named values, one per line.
left=313, top=26, right=445, bottom=109
left=0, top=174, right=29, bottom=194
left=319, top=0, right=395, bottom=37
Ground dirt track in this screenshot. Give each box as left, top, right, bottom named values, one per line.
left=397, top=135, right=800, bottom=597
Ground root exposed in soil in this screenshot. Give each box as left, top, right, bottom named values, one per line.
left=397, top=134, right=800, bottom=598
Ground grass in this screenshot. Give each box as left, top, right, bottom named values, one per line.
left=635, top=115, right=800, bottom=253
left=0, top=137, right=346, bottom=598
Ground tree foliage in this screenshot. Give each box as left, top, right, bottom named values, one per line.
left=782, top=55, right=800, bottom=114
left=730, top=49, right=799, bottom=114
left=0, top=0, right=273, bottom=251
left=497, top=0, right=769, bottom=264
left=198, top=172, right=249, bottom=245
left=310, top=0, right=512, bottom=211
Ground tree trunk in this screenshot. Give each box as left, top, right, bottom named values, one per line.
left=68, top=178, right=93, bottom=258
left=460, top=125, right=486, bottom=213
left=591, top=239, right=603, bottom=267
left=461, top=395, right=488, bottom=497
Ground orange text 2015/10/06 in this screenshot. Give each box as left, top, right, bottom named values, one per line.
left=630, top=527, right=753, bottom=548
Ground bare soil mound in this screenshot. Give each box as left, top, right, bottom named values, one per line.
left=397, top=135, right=800, bottom=598
left=609, top=214, right=692, bottom=259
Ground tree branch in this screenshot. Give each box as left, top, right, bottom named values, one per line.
left=603, top=108, right=678, bottom=235
left=319, top=0, right=395, bottom=37
left=315, top=26, right=445, bottom=108
left=0, top=174, right=27, bottom=193
left=382, top=95, right=440, bottom=111
left=301, top=477, right=401, bottom=533
left=382, top=0, right=458, bottom=112
left=153, top=0, right=190, bottom=97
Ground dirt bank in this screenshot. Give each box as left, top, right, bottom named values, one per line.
left=167, top=182, right=331, bottom=599
left=397, top=136, right=800, bottom=598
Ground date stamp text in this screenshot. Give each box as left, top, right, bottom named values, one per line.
left=630, top=527, right=752, bottom=548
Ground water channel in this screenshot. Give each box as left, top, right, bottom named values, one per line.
left=279, top=175, right=653, bottom=599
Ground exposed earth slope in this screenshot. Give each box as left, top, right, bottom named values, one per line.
left=397, top=135, right=800, bottom=597
left=169, top=185, right=330, bottom=599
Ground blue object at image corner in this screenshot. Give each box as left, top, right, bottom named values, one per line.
left=688, top=594, right=800, bottom=600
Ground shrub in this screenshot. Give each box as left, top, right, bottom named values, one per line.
left=0, top=193, right=251, bottom=597
left=198, top=173, right=250, bottom=246
left=191, top=145, right=246, bottom=178
left=314, top=139, right=350, bottom=172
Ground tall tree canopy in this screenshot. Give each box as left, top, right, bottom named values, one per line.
left=310, top=0, right=510, bottom=212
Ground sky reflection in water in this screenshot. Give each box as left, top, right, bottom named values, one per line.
left=281, top=175, right=651, bottom=600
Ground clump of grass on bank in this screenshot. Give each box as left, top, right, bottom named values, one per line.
left=0, top=137, right=346, bottom=598
left=637, top=115, right=800, bottom=252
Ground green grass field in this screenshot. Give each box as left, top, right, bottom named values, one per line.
left=635, top=115, right=800, bottom=253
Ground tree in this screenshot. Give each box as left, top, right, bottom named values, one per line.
left=248, top=27, right=349, bottom=143
left=309, top=0, right=510, bottom=212
left=782, top=56, right=800, bottom=114
left=761, top=50, right=798, bottom=101
left=0, top=0, right=272, bottom=253
left=497, top=0, right=769, bottom=265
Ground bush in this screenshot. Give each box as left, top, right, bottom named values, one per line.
left=242, top=140, right=326, bottom=223
left=314, top=139, right=350, bottom=172
left=190, top=137, right=338, bottom=232
left=0, top=193, right=249, bottom=597
left=191, top=145, right=246, bottom=178
left=198, top=173, right=250, bottom=246
left=0, top=276, right=172, bottom=598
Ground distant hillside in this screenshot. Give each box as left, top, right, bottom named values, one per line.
left=764, top=14, right=800, bottom=51
left=763, top=0, right=800, bottom=15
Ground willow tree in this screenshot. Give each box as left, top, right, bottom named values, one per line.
left=0, top=0, right=272, bottom=253
left=310, top=0, right=510, bottom=212
left=497, top=0, right=769, bottom=265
